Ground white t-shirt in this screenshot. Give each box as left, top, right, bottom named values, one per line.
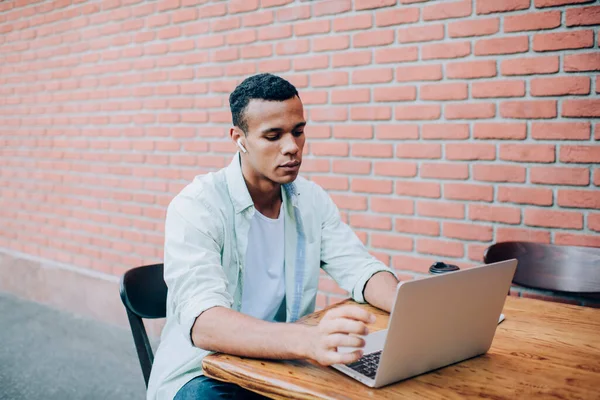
left=240, top=204, right=285, bottom=322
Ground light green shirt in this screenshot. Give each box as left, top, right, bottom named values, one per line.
left=147, top=153, right=395, bottom=400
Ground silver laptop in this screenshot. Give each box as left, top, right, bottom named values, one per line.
left=332, top=259, right=517, bottom=388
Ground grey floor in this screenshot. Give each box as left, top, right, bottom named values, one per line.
left=0, top=292, right=147, bottom=400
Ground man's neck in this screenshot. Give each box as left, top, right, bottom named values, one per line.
left=241, top=163, right=282, bottom=219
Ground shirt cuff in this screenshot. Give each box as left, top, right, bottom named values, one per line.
left=179, top=295, right=232, bottom=347
left=351, top=263, right=396, bottom=304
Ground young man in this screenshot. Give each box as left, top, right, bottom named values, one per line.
left=147, top=74, right=399, bottom=400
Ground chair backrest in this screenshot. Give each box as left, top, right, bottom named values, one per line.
left=483, top=241, right=600, bottom=295
left=119, top=263, right=168, bottom=388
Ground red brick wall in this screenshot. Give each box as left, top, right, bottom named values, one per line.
left=1, top=0, right=599, bottom=310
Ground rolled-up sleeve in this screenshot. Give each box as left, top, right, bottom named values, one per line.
left=163, top=194, right=233, bottom=346
left=317, top=186, right=396, bottom=304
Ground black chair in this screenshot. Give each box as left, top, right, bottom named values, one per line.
left=119, top=263, right=168, bottom=387
left=483, top=241, right=600, bottom=301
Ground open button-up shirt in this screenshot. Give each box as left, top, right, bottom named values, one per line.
left=147, top=153, right=395, bottom=400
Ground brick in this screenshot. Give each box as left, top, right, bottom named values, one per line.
left=398, top=24, right=444, bottom=43
left=421, top=41, right=471, bottom=60
left=258, top=25, right=292, bottom=41
left=354, top=29, right=394, bottom=47
left=560, top=145, right=600, bottom=163
left=276, top=5, right=310, bottom=22
left=375, top=46, right=419, bottom=64
left=392, top=254, right=437, bottom=274
left=589, top=214, right=600, bottom=232
left=310, top=107, right=347, bottom=122
left=421, top=83, right=468, bottom=101
left=530, top=166, right=590, bottom=186
left=448, top=17, right=499, bottom=37
left=496, top=227, right=550, bottom=244
left=500, top=144, right=555, bottom=163
left=371, top=197, right=414, bottom=214
left=355, top=0, right=396, bottom=9
left=396, top=181, right=441, bottom=198
left=334, top=15, right=373, bottom=32
left=446, top=103, right=496, bottom=119
left=531, top=76, right=590, bottom=96
left=311, top=176, right=348, bottom=191
left=302, top=158, right=330, bottom=173
left=311, top=71, right=348, bottom=87
left=352, top=68, right=393, bottom=84
left=314, top=0, right=351, bottom=17
left=352, top=143, right=393, bottom=157
left=294, top=20, right=330, bottom=36
left=421, top=124, right=469, bottom=140
left=504, top=11, right=561, bottom=32
left=498, top=186, right=553, bottom=206
left=293, top=54, right=327, bottom=71
left=501, top=56, right=559, bottom=75
left=376, top=124, right=419, bottom=140
left=304, top=124, right=330, bottom=138
left=396, top=64, right=442, bottom=82
left=276, top=39, right=309, bottom=55
left=261, top=0, right=293, bottom=7
left=554, top=233, right=600, bottom=248
left=333, top=159, right=371, bottom=174
left=258, top=59, right=291, bottom=73
left=558, top=189, right=600, bottom=209
left=351, top=178, right=393, bottom=194
left=395, top=217, right=440, bottom=236
left=477, top=0, right=529, bottom=14
left=596, top=169, right=600, bottom=186
left=423, top=0, right=471, bottom=21
left=475, top=36, right=528, bottom=55
left=417, top=238, right=464, bottom=258
left=396, top=143, right=442, bottom=159
left=446, top=143, right=496, bottom=160
left=311, top=142, right=349, bottom=156
left=469, top=204, right=521, bottom=224
left=533, top=30, right=594, bottom=52
left=229, top=0, right=258, bottom=13
left=474, top=122, right=526, bottom=139
left=444, top=222, right=493, bottom=242
left=562, top=100, right=600, bottom=118
left=524, top=209, right=583, bottom=229
left=501, top=100, right=557, bottom=119
left=331, top=194, right=367, bottom=211
left=374, top=86, right=417, bottom=102
left=420, top=163, right=469, bottom=180
left=418, top=201, right=465, bottom=219
left=371, top=233, right=414, bottom=251
left=243, top=10, right=274, bottom=27
left=396, top=104, right=441, bottom=120
left=444, top=183, right=494, bottom=202
left=473, top=165, right=526, bottom=183
left=534, top=0, right=595, bottom=7
left=349, top=214, right=392, bottom=230
left=376, top=7, right=420, bottom=26
left=567, top=6, right=600, bottom=26
left=313, top=35, right=350, bottom=52
left=472, top=80, right=525, bottom=98
left=351, top=106, right=392, bottom=121
left=331, top=88, right=369, bottom=104
left=447, top=60, right=496, bottom=79
left=241, top=44, right=272, bottom=59
left=332, top=51, right=371, bottom=67
left=564, top=53, right=600, bottom=72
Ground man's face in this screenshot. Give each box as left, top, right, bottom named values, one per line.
left=238, top=96, right=306, bottom=185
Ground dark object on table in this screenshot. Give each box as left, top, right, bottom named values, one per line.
left=429, top=261, right=460, bottom=274
left=119, top=263, right=168, bottom=387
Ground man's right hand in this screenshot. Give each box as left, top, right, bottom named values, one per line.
left=305, top=305, right=376, bottom=366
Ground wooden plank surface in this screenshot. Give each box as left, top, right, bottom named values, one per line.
left=202, top=297, right=600, bottom=399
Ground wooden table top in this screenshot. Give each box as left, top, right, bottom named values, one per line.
left=202, top=297, right=600, bottom=399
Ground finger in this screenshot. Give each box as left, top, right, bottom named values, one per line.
left=324, top=333, right=365, bottom=350
left=324, top=349, right=363, bottom=366
left=323, top=305, right=376, bottom=324
left=321, top=318, right=369, bottom=335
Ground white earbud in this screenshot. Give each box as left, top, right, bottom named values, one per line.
left=236, top=138, right=247, bottom=154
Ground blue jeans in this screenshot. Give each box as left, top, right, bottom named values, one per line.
left=174, top=375, right=268, bottom=400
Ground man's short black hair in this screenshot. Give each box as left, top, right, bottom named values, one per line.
left=229, top=73, right=299, bottom=133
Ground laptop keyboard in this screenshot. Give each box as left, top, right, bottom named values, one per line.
left=345, top=350, right=382, bottom=379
